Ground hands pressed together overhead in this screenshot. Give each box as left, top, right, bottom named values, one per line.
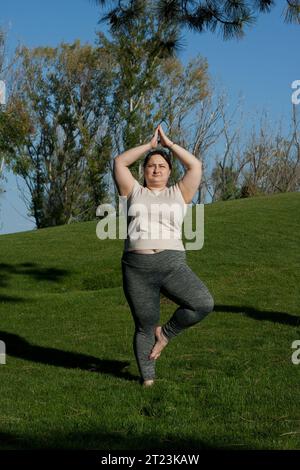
left=150, top=124, right=174, bottom=149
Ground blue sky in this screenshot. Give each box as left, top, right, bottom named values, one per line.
left=0, top=0, right=299, bottom=235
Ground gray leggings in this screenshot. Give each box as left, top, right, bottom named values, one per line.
left=121, top=249, right=214, bottom=382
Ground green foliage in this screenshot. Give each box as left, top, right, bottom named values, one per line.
left=211, top=164, right=241, bottom=201
left=0, top=40, right=114, bottom=228
left=94, top=0, right=300, bottom=41
left=1, top=14, right=210, bottom=228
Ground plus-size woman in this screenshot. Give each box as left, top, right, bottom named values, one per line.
left=113, top=125, right=214, bottom=387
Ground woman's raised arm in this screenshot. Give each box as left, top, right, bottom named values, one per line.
left=113, top=127, right=159, bottom=197
left=158, top=125, right=202, bottom=204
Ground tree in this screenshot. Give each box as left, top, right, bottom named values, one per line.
left=240, top=107, right=300, bottom=196
left=92, top=0, right=300, bottom=41
left=0, top=27, right=9, bottom=227
left=1, top=28, right=6, bottom=189
left=1, top=41, right=113, bottom=228
left=207, top=103, right=300, bottom=202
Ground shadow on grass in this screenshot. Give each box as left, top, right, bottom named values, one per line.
left=0, top=262, right=70, bottom=301
left=0, top=331, right=139, bottom=383
left=0, top=261, right=70, bottom=282
left=0, top=294, right=27, bottom=303
left=218, top=305, right=300, bottom=326
left=0, top=429, right=256, bottom=450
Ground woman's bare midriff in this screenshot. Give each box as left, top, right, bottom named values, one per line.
left=129, top=249, right=165, bottom=254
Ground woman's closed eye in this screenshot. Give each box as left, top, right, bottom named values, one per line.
left=148, top=165, right=166, bottom=168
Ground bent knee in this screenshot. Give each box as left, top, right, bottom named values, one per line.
left=193, top=294, right=214, bottom=316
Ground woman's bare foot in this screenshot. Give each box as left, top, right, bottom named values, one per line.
left=149, top=325, right=169, bottom=360
left=142, top=379, right=155, bottom=387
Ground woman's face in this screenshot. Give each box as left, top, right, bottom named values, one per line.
left=144, top=155, right=171, bottom=188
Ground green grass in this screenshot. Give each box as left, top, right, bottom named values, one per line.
left=0, top=191, right=299, bottom=450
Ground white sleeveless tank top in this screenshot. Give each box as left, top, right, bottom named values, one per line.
left=122, top=179, right=188, bottom=252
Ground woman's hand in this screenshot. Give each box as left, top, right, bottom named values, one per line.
left=150, top=126, right=160, bottom=149
left=158, top=124, right=173, bottom=148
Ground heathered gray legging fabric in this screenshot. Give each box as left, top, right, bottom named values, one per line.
left=121, top=249, right=214, bottom=381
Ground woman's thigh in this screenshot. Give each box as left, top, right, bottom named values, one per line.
left=160, top=263, right=214, bottom=312
left=121, top=262, right=161, bottom=327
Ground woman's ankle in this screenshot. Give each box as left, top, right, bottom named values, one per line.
left=160, top=326, right=169, bottom=342
left=142, top=379, right=155, bottom=387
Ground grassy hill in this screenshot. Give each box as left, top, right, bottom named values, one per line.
left=0, top=192, right=299, bottom=450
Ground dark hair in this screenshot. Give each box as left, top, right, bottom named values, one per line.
left=142, top=147, right=173, bottom=187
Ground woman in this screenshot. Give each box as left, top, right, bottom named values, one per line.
left=113, top=124, right=214, bottom=387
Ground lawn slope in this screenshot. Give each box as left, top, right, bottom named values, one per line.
left=0, top=191, right=299, bottom=450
